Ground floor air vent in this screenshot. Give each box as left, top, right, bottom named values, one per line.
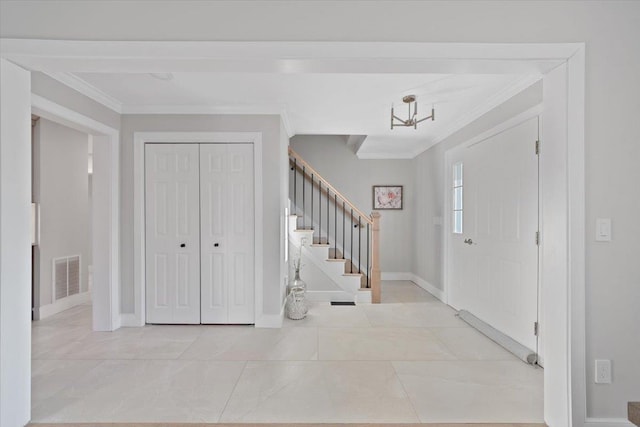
left=53, top=255, right=81, bottom=301
left=331, top=301, right=356, bottom=306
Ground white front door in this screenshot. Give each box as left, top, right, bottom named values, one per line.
left=200, top=144, right=255, bottom=324
left=145, top=144, right=201, bottom=324
left=449, top=116, right=539, bottom=351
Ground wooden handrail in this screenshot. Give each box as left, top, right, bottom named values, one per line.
left=288, top=147, right=373, bottom=225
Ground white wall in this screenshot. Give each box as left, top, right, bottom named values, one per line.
left=119, top=114, right=286, bottom=317
left=291, top=135, right=415, bottom=274
left=1, top=0, right=639, bottom=419
left=33, top=118, right=91, bottom=315
left=0, top=58, right=32, bottom=427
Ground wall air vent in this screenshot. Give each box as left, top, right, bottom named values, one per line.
left=53, top=255, right=81, bottom=301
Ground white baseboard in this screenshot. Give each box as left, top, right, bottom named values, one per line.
left=120, top=313, right=143, bottom=327
left=409, top=274, right=446, bottom=303
left=306, top=290, right=353, bottom=302
left=381, top=272, right=413, bottom=281
left=381, top=272, right=446, bottom=303
left=585, top=418, right=634, bottom=427
left=37, top=291, right=91, bottom=319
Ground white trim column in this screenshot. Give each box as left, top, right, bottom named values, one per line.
left=92, top=135, right=120, bottom=331
left=0, top=58, right=32, bottom=427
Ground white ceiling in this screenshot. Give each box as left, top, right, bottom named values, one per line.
left=71, top=71, right=538, bottom=157
left=2, top=40, right=556, bottom=158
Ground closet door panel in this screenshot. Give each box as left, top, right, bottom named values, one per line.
left=145, top=144, right=200, bottom=324
left=200, top=144, right=228, bottom=323
left=227, top=145, right=254, bottom=323
left=200, top=144, right=255, bottom=324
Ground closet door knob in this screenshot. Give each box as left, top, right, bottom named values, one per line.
left=180, top=243, right=186, bottom=248
left=214, top=243, right=219, bottom=247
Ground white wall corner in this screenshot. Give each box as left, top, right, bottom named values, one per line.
left=255, top=297, right=286, bottom=328
left=120, top=313, right=143, bottom=327
left=280, top=109, right=295, bottom=138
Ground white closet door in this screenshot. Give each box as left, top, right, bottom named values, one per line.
left=200, top=144, right=255, bottom=324
left=145, top=144, right=201, bottom=324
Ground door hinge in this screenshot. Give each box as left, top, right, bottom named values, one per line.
left=534, top=321, right=539, bottom=336
left=535, top=140, right=540, bottom=155
left=535, top=231, right=540, bottom=246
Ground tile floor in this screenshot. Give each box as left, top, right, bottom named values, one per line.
left=31, top=281, right=543, bottom=423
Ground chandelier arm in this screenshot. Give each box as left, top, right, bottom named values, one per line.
left=414, top=115, right=433, bottom=124
left=392, top=114, right=409, bottom=124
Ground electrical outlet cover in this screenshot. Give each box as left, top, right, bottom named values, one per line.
left=595, top=359, right=612, bottom=384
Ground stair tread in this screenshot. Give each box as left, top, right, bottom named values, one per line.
left=294, top=229, right=314, bottom=232
left=343, top=273, right=363, bottom=277
left=311, top=243, right=330, bottom=247
left=326, top=258, right=346, bottom=262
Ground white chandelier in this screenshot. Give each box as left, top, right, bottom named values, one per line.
left=391, top=95, right=435, bottom=129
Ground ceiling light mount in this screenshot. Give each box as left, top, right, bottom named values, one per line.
left=391, top=95, right=435, bottom=130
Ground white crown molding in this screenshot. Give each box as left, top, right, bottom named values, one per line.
left=121, top=103, right=296, bottom=137
left=42, top=72, right=123, bottom=113
left=41, top=72, right=298, bottom=136
left=356, top=151, right=416, bottom=160
left=417, top=74, right=543, bottom=155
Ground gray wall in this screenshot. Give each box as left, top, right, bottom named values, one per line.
left=412, top=81, right=543, bottom=290
left=2, top=0, right=639, bottom=417
left=119, top=114, right=287, bottom=316
left=33, top=118, right=91, bottom=309
left=291, top=135, right=414, bottom=273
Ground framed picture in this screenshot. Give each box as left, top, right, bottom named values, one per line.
left=373, top=185, right=403, bottom=210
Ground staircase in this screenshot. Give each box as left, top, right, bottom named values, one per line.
left=288, top=147, right=381, bottom=304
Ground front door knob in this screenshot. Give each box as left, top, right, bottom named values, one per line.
left=464, top=238, right=474, bottom=245
left=214, top=243, right=219, bottom=247
left=180, top=243, right=186, bottom=248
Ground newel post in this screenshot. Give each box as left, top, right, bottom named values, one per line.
left=370, top=212, right=381, bottom=303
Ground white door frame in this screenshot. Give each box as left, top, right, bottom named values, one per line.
left=0, top=40, right=585, bottom=426
left=31, top=94, right=120, bottom=332
left=128, top=132, right=264, bottom=327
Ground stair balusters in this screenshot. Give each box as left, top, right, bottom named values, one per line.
left=288, top=147, right=380, bottom=302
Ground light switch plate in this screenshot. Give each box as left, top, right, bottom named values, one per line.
left=595, top=218, right=612, bottom=242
